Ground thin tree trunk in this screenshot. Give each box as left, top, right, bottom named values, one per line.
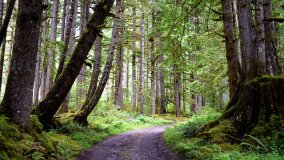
left=150, top=8, right=156, bottom=115
left=0, top=37, right=5, bottom=94
left=221, top=0, right=239, bottom=97
left=0, top=0, right=16, bottom=47
left=46, top=0, right=59, bottom=93
left=0, top=0, right=5, bottom=94
left=158, top=34, right=166, bottom=114
left=139, top=11, right=145, bottom=115
left=39, top=20, right=49, bottom=101
left=81, top=35, right=102, bottom=110
left=55, top=0, right=75, bottom=81
left=36, top=0, right=115, bottom=127
left=132, top=5, right=137, bottom=112
left=1, top=0, right=42, bottom=129
left=114, top=1, right=124, bottom=109
left=61, top=0, right=68, bottom=41
left=33, top=28, right=42, bottom=105
left=73, top=0, right=120, bottom=125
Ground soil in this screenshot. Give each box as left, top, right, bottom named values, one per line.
left=77, top=126, right=185, bottom=160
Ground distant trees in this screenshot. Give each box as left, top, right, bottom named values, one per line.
left=0, top=0, right=282, bottom=131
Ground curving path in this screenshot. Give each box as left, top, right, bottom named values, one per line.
left=77, top=126, right=185, bottom=160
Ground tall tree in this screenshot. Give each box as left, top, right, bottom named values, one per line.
left=150, top=7, right=156, bottom=115
left=0, top=0, right=16, bottom=47
left=73, top=0, right=121, bottom=125
left=139, top=10, right=145, bottom=114
left=237, top=0, right=256, bottom=81
left=221, top=0, right=239, bottom=97
left=36, top=0, right=115, bottom=127
left=46, top=0, right=59, bottom=93
left=131, top=4, right=137, bottom=112
left=0, top=0, right=42, bottom=129
left=255, top=0, right=266, bottom=75
left=263, top=0, right=282, bottom=75
left=114, top=0, right=124, bottom=109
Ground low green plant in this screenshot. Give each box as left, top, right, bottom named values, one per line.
left=164, top=108, right=284, bottom=160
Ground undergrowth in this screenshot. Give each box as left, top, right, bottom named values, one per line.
left=0, top=100, right=172, bottom=160
left=164, top=107, right=284, bottom=160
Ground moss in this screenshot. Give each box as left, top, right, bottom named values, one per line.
left=29, top=115, right=43, bottom=133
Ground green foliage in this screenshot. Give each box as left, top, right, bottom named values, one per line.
left=164, top=110, right=284, bottom=160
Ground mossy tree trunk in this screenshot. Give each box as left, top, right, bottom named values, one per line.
left=36, top=0, right=115, bottom=127
left=0, top=0, right=42, bottom=130
left=73, top=0, right=120, bottom=125
left=221, top=76, right=284, bottom=136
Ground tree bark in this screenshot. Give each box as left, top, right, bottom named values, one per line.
left=114, top=0, right=124, bottom=109
left=81, top=35, right=102, bottom=110
left=221, top=0, right=239, bottom=97
left=139, top=11, right=145, bottom=115
left=55, top=0, right=75, bottom=81
left=237, top=0, right=257, bottom=82
left=255, top=0, right=266, bottom=75
left=0, top=0, right=5, bottom=94
left=0, top=0, right=42, bottom=129
left=39, top=20, right=48, bottom=101
left=61, top=0, right=68, bottom=41
left=0, top=0, right=16, bottom=47
left=158, top=34, right=166, bottom=114
left=33, top=28, right=42, bottom=105
left=46, top=0, right=59, bottom=94
left=150, top=9, right=156, bottom=115
left=263, top=0, right=282, bottom=75
left=73, top=0, right=120, bottom=125
left=132, top=6, right=137, bottom=112
left=36, top=0, right=115, bottom=127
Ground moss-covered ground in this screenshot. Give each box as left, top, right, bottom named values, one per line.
left=164, top=108, right=284, bottom=160
left=0, top=100, right=172, bottom=160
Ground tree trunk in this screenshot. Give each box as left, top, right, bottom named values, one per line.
left=61, top=0, right=68, bottom=41
left=55, top=0, right=75, bottom=81
left=82, top=36, right=101, bottom=108
left=73, top=0, right=120, bottom=125
left=255, top=0, right=266, bottom=75
left=36, top=0, right=115, bottom=127
left=46, top=0, right=59, bottom=93
left=0, top=0, right=42, bottom=130
left=114, top=0, right=124, bottom=109
left=263, top=0, right=282, bottom=75
left=39, top=20, right=49, bottom=101
left=237, top=0, right=257, bottom=82
left=33, top=29, right=42, bottom=105
left=139, top=11, right=145, bottom=115
left=158, top=34, right=166, bottom=114
left=0, top=0, right=5, bottom=94
left=221, top=0, right=239, bottom=97
left=132, top=6, right=137, bottom=112
left=81, top=35, right=102, bottom=110
left=150, top=9, right=156, bottom=115
left=0, top=0, right=16, bottom=47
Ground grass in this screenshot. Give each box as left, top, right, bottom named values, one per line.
left=164, top=107, right=284, bottom=160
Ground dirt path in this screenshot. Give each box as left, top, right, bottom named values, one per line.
left=77, top=126, right=185, bottom=160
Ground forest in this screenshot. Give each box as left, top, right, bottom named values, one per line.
left=0, top=0, right=283, bottom=159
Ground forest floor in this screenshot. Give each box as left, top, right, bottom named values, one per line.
left=77, top=126, right=185, bottom=160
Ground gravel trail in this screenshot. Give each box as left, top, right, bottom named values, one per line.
left=77, top=126, right=185, bottom=160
